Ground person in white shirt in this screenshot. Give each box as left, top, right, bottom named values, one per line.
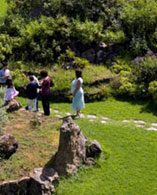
left=0, top=63, right=11, bottom=87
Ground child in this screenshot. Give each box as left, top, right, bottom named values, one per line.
left=27, top=71, right=40, bottom=111
left=5, top=79, right=19, bottom=104
left=26, top=76, right=38, bottom=112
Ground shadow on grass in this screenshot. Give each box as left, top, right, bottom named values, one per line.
left=115, top=96, right=157, bottom=116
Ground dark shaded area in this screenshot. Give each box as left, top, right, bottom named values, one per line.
left=115, top=96, right=157, bottom=117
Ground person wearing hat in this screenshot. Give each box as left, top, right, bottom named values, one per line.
left=0, top=63, right=11, bottom=87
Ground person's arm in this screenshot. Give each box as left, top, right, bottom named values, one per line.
left=72, top=79, right=81, bottom=97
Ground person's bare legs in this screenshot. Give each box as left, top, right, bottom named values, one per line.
left=76, top=109, right=81, bottom=117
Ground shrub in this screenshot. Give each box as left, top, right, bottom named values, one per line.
left=58, top=49, right=90, bottom=69
left=0, top=34, right=13, bottom=61
left=71, top=19, right=104, bottom=44
left=11, top=69, right=28, bottom=88
left=131, top=57, right=157, bottom=84
left=148, top=81, right=157, bottom=102
left=121, top=0, right=157, bottom=54
left=103, top=30, right=127, bottom=45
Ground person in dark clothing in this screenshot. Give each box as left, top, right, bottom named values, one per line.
left=26, top=76, right=39, bottom=112
left=40, top=70, right=53, bottom=116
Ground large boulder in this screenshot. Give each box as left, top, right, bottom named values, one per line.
left=6, top=99, right=22, bottom=113
left=0, top=168, right=59, bottom=195
left=0, top=177, right=30, bottom=195
left=51, top=116, right=87, bottom=176
left=0, top=133, right=18, bottom=159
left=28, top=168, right=59, bottom=195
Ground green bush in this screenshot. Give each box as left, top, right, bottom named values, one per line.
left=103, top=30, right=127, bottom=45
left=131, top=57, right=157, bottom=84
left=71, top=19, right=104, bottom=44
left=148, top=81, right=157, bottom=102
left=11, top=69, right=28, bottom=88
left=0, top=34, right=13, bottom=61
left=121, top=0, right=157, bottom=54
left=58, top=49, right=90, bottom=69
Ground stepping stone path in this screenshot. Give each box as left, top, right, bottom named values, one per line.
left=51, top=109, right=157, bottom=132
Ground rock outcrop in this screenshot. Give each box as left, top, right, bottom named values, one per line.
left=6, top=99, right=22, bottom=113
left=86, top=140, right=102, bottom=158
left=0, top=168, right=59, bottom=195
left=0, top=134, right=18, bottom=159
left=51, top=116, right=87, bottom=176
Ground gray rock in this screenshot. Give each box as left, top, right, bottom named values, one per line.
left=81, top=48, right=95, bottom=63
left=28, top=168, right=59, bottom=195
left=0, top=134, right=18, bottom=159
left=0, top=168, right=59, bottom=195
left=0, top=177, right=30, bottom=195
left=51, top=116, right=87, bottom=176
left=86, top=140, right=102, bottom=158
left=6, top=99, right=22, bottom=113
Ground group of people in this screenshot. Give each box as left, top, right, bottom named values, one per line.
left=0, top=62, right=85, bottom=118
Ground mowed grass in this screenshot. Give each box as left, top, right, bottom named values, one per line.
left=1, top=97, right=157, bottom=194
left=56, top=120, right=157, bottom=195
left=15, top=97, right=157, bottom=195
left=0, top=0, right=7, bottom=18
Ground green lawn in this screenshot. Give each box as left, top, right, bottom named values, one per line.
left=0, top=0, right=7, bottom=18
left=15, top=97, right=157, bottom=195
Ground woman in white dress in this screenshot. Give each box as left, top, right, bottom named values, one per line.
left=71, top=69, right=85, bottom=117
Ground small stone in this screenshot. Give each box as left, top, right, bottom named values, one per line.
left=146, top=127, right=157, bottom=131
left=80, top=114, right=85, bottom=118
left=66, top=112, right=71, bottom=116
left=136, top=125, right=144, bottom=128
left=133, top=120, right=146, bottom=124
left=151, top=123, right=157, bottom=127
left=87, top=115, right=97, bottom=119
left=54, top=110, right=59, bottom=113
left=101, top=121, right=107, bottom=124
left=101, top=116, right=109, bottom=120
left=122, top=120, right=130, bottom=123
left=89, top=119, right=94, bottom=122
